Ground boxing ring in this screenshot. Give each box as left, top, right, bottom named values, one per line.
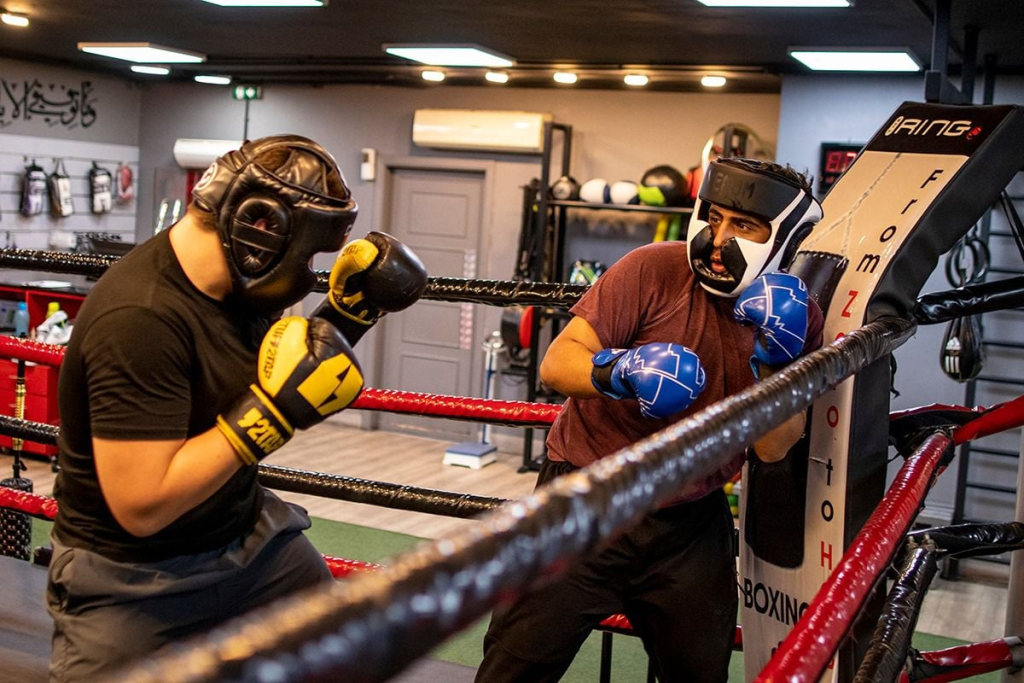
left=2, top=100, right=1024, bottom=682
left=0, top=284, right=1022, bottom=682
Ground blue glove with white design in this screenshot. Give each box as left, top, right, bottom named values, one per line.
left=734, top=272, right=810, bottom=376
left=591, top=343, right=706, bottom=419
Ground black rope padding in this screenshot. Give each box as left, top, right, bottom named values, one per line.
left=0, top=415, right=58, bottom=445
left=113, top=316, right=916, bottom=683
left=854, top=542, right=939, bottom=683
left=257, top=464, right=507, bottom=518
left=913, top=275, right=1024, bottom=324
left=0, top=248, right=117, bottom=277
left=0, top=416, right=509, bottom=520
left=855, top=522, right=1024, bottom=683
left=0, top=248, right=588, bottom=309
left=907, top=521, right=1024, bottom=560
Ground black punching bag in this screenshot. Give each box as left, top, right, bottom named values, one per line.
left=940, top=314, right=984, bottom=382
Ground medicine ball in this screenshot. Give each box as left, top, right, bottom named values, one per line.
left=550, top=175, right=580, bottom=201
left=610, top=180, right=640, bottom=205
left=638, top=165, right=689, bottom=207
left=579, top=178, right=612, bottom=204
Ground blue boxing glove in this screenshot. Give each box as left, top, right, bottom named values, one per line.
left=734, top=272, right=809, bottom=377
left=591, top=343, right=706, bottom=419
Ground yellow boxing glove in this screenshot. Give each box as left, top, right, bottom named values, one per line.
left=217, top=315, right=363, bottom=464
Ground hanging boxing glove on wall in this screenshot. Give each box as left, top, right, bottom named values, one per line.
left=940, top=314, right=984, bottom=382
left=115, top=162, right=134, bottom=204
left=20, top=161, right=47, bottom=217
left=48, top=159, right=75, bottom=218
left=89, top=162, right=113, bottom=215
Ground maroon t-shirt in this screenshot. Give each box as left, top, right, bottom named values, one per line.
left=546, top=242, right=759, bottom=468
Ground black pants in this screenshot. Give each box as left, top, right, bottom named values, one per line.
left=47, top=492, right=333, bottom=682
left=476, top=459, right=737, bottom=683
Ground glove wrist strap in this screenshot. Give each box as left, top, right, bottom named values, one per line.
left=591, top=348, right=629, bottom=399
left=311, top=299, right=374, bottom=345
left=217, top=385, right=294, bottom=465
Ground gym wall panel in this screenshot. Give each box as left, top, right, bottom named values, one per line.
left=0, top=57, right=141, bottom=287
left=0, top=132, right=139, bottom=288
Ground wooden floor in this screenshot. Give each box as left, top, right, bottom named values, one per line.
left=8, top=421, right=1013, bottom=648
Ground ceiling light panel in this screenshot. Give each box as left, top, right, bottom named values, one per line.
left=195, top=75, right=232, bottom=85
left=697, top=0, right=849, bottom=6
left=131, top=65, right=171, bottom=75
left=789, top=49, right=921, bottom=72
left=384, top=44, right=514, bottom=67
left=79, top=43, right=205, bottom=63
left=1, top=11, right=29, bottom=27
left=201, top=0, right=325, bottom=4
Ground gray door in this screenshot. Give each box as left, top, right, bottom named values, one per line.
left=377, top=166, right=486, bottom=442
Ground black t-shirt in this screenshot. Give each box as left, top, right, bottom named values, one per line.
left=53, top=230, right=265, bottom=562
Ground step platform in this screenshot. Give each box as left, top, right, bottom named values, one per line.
left=443, top=441, right=497, bottom=469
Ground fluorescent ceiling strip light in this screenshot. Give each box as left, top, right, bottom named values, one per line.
left=131, top=65, right=170, bottom=75
left=201, top=0, right=324, bottom=5
left=421, top=70, right=446, bottom=82
left=553, top=72, right=578, bottom=84
left=195, top=75, right=232, bottom=85
left=623, top=74, right=649, bottom=86
left=1, top=12, right=29, bottom=27
left=697, top=0, right=849, bottom=6
left=485, top=71, right=510, bottom=84
left=790, top=49, right=921, bottom=72
left=384, top=44, right=514, bottom=67
left=701, top=75, right=727, bottom=87
left=78, top=43, right=205, bottom=63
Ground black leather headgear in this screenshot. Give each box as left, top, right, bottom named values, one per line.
left=191, top=135, right=358, bottom=315
left=686, top=157, right=822, bottom=297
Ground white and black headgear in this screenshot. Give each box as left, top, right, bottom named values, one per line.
left=686, top=158, right=822, bottom=297
left=191, top=135, right=358, bottom=315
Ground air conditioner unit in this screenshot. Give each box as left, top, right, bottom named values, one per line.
left=173, top=138, right=242, bottom=169
left=412, top=109, right=552, bottom=154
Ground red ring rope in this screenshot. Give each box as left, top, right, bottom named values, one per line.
left=0, top=337, right=560, bottom=427
left=0, top=485, right=58, bottom=521
left=756, top=432, right=951, bottom=683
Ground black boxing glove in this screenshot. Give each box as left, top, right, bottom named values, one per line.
left=217, top=316, right=364, bottom=465
left=312, top=232, right=428, bottom=345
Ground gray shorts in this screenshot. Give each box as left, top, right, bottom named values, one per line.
left=46, top=490, right=332, bottom=682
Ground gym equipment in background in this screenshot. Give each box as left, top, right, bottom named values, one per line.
left=579, top=178, right=612, bottom=204
left=550, top=175, right=580, bottom=201
left=443, top=331, right=507, bottom=469
left=609, top=180, right=640, bottom=205
left=639, top=165, right=689, bottom=241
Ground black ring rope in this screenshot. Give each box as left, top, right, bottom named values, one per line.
left=112, top=317, right=916, bottom=683
left=0, top=249, right=588, bottom=308
left=854, top=522, right=1024, bottom=683
left=854, top=541, right=940, bottom=683
left=257, top=464, right=507, bottom=518
left=0, top=417, right=508, bottom=518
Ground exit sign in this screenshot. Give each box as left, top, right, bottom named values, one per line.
left=232, top=85, right=263, bottom=101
